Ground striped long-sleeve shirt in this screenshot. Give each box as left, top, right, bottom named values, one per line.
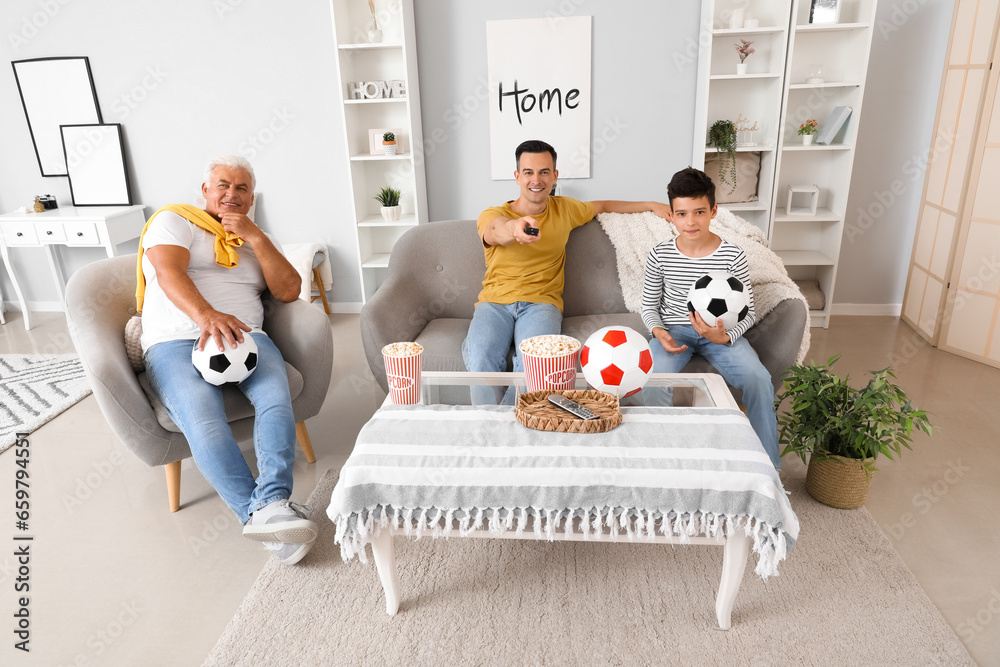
left=640, top=238, right=756, bottom=343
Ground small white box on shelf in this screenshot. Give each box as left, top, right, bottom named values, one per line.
left=786, top=185, right=819, bottom=215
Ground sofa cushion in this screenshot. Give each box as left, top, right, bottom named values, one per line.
left=137, top=362, right=304, bottom=433
left=415, top=318, right=476, bottom=373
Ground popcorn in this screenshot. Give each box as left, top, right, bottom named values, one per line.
left=519, top=335, right=581, bottom=357
left=382, top=341, right=423, bottom=357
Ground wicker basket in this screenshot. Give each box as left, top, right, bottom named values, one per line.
left=805, top=454, right=875, bottom=509
left=516, top=389, right=622, bottom=433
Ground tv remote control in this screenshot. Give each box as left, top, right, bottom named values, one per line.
left=524, top=224, right=539, bottom=236
left=548, top=394, right=598, bottom=420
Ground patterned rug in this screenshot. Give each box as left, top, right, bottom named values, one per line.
left=0, top=354, right=92, bottom=452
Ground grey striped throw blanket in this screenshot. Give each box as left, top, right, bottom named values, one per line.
left=328, top=404, right=799, bottom=579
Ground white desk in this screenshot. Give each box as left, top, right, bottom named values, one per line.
left=0, top=204, right=146, bottom=330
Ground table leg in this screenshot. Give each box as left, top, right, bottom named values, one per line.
left=45, top=245, right=66, bottom=307
left=0, top=243, right=31, bottom=330
left=371, top=530, right=401, bottom=616
left=715, top=534, right=751, bottom=630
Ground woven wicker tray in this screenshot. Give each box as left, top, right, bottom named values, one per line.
left=516, top=389, right=622, bottom=433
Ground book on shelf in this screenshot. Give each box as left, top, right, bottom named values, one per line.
left=816, top=106, right=852, bottom=145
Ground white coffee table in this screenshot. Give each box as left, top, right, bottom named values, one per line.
left=331, top=372, right=795, bottom=630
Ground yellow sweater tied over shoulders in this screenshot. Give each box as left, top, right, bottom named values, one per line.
left=134, top=203, right=243, bottom=313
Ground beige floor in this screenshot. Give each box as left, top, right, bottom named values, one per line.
left=0, top=311, right=995, bottom=666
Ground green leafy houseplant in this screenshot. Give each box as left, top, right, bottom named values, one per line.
left=775, top=354, right=933, bottom=476
left=382, top=131, right=395, bottom=143
left=708, top=119, right=738, bottom=194
left=373, top=185, right=401, bottom=207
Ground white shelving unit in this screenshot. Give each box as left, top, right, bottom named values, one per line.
left=329, top=0, right=427, bottom=302
left=693, top=0, right=793, bottom=235
left=769, top=0, right=878, bottom=328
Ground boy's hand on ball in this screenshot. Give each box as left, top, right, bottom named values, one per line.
left=689, top=312, right=730, bottom=345
left=196, top=310, right=252, bottom=352
left=653, top=327, right=688, bottom=354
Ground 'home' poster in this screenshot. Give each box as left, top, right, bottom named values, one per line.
left=486, top=16, right=592, bottom=179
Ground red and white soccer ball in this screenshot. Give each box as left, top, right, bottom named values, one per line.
left=580, top=326, right=654, bottom=398
left=686, top=271, right=750, bottom=330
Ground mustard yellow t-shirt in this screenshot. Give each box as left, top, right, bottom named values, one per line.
left=475, top=196, right=596, bottom=312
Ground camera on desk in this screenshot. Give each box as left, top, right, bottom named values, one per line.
left=36, top=195, right=58, bottom=209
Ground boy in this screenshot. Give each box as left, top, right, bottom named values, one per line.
left=640, top=167, right=780, bottom=469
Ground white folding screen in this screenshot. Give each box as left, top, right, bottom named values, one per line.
left=902, top=0, right=1000, bottom=368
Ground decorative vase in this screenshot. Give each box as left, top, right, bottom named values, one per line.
left=802, top=135, right=815, bottom=146
left=805, top=454, right=876, bottom=509
left=736, top=62, right=747, bottom=76
left=382, top=141, right=397, bottom=156
left=381, top=205, right=401, bottom=222
left=367, top=25, right=383, bottom=43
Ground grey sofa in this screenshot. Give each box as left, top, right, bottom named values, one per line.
left=65, top=254, right=333, bottom=511
left=361, top=219, right=806, bottom=401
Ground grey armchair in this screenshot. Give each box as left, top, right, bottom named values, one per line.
left=64, top=254, right=333, bottom=512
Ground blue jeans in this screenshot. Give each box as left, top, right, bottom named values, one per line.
left=649, top=326, right=781, bottom=469
left=144, top=332, right=297, bottom=523
left=462, top=301, right=562, bottom=405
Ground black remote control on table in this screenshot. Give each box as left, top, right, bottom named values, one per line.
left=547, top=394, right=598, bottom=420
left=524, top=224, right=539, bottom=236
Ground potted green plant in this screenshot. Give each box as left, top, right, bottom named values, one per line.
left=797, top=119, right=819, bottom=146
left=708, top=119, right=738, bottom=195
left=382, top=131, right=397, bottom=156
left=775, top=355, right=933, bottom=509
left=374, top=185, right=402, bottom=221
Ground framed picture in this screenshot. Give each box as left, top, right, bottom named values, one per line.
left=367, top=128, right=405, bottom=155
left=12, top=57, right=103, bottom=176
left=809, top=0, right=840, bottom=24
left=60, top=123, right=132, bottom=206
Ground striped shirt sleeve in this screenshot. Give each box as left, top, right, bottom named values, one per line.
left=640, top=238, right=756, bottom=343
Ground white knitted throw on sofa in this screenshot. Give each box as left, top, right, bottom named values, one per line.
left=597, top=207, right=810, bottom=364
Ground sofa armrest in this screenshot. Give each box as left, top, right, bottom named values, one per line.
left=360, top=273, right=429, bottom=393
left=743, top=298, right=808, bottom=390
left=64, top=256, right=183, bottom=466
left=263, top=297, right=333, bottom=422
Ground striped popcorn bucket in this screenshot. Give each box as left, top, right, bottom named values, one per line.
left=520, top=337, right=580, bottom=393
left=382, top=343, right=423, bottom=405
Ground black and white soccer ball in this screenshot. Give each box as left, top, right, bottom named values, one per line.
left=686, top=271, right=750, bottom=330
left=191, top=336, right=258, bottom=386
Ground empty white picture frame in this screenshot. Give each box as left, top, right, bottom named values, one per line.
left=12, top=57, right=103, bottom=177
left=787, top=184, right=819, bottom=215
left=60, top=123, right=132, bottom=206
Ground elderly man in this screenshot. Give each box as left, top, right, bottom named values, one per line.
left=464, top=139, right=671, bottom=404
left=139, top=155, right=316, bottom=565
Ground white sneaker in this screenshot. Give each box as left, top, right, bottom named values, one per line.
left=243, top=499, right=318, bottom=544
left=264, top=540, right=313, bottom=565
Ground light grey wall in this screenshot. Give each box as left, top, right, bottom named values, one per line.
left=835, top=0, right=955, bottom=308
left=0, top=0, right=360, bottom=307
left=0, top=0, right=957, bottom=313
left=413, top=1, right=700, bottom=217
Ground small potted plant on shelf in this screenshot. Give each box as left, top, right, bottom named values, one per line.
left=374, top=185, right=402, bottom=222
left=797, top=119, right=819, bottom=146
left=382, top=131, right=397, bottom=156
left=734, top=39, right=754, bottom=75
left=775, top=355, right=934, bottom=509
left=708, top=119, right=738, bottom=195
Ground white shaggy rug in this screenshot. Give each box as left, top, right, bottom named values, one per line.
left=0, top=354, right=92, bottom=452
left=203, top=468, right=974, bottom=666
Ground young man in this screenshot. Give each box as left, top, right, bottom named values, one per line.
left=640, top=167, right=781, bottom=469
left=463, top=139, right=671, bottom=404
left=140, top=155, right=318, bottom=564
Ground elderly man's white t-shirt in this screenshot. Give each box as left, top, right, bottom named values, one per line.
left=140, top=210, right=284, bottom=351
